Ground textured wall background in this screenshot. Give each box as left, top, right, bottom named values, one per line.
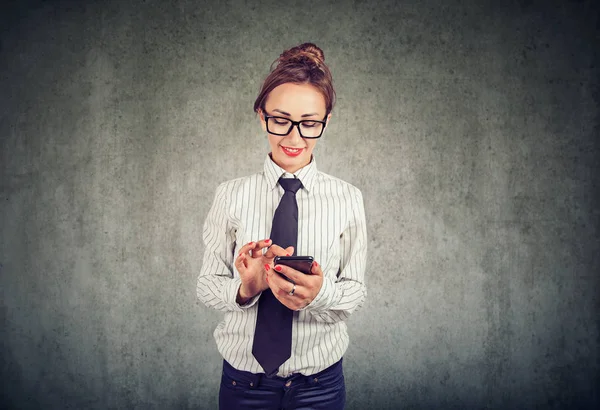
left=1, top=0, right=598, bottom=408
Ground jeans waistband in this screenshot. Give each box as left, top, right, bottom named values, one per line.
left=222, top=359, right=343, bottom=389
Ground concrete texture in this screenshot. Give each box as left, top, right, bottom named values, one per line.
left=1, top=0, right=598, bottom=408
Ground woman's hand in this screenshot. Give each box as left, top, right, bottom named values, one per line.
left=264, top=260, right=324, bottom=310
left=234, top=239, right=293, bottom=304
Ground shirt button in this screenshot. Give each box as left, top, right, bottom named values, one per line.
left=250, top=382, right=254, bottom=387
left=314, top=377, right=318, bottom=382
left=285, top=380, right=292, bottom=387
left=232, top=381, right=236, bottom=386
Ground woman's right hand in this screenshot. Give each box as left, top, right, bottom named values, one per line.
left=234, top=239, right=293, bottom=304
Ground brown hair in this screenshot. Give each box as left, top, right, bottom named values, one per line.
left=253, top=42, right=336, bottom=117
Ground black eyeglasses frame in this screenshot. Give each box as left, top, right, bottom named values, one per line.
left=263, top=113, right=328, bottom=139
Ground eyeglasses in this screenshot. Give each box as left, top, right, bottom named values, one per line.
left=264, top=112, right=327, bottom=139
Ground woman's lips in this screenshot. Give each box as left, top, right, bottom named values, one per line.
left=280, top=146, right=304, bottom=157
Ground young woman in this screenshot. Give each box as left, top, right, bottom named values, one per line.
left=197, top=42, right=367, bottom=410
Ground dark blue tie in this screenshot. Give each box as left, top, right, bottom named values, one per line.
left=252, top=177, right=303, bottom=376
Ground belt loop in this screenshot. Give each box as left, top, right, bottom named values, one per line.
left=247, top=371, right=261, bottom=389
left=295, top=373, right=309, bottom=387
left=254, top=373, right=263, bottom=389
left=306, top=373, right=318, bottom=386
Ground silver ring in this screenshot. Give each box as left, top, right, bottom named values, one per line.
left=288, top=284, right=296, bottom=296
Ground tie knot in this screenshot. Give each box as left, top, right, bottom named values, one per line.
left=278, top=177, right=303, bottom=194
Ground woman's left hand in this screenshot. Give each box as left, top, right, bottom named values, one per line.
left=265, top=260, right=324, bottom=311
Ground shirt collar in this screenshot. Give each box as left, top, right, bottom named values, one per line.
left=263, top=153, right=318, bottom=192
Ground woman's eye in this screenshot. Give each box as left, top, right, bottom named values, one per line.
left=274, top=119, right=289, bottom=125
left=302, top=122, right=316, bottom=127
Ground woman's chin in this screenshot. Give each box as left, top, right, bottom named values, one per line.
left=272, top=152, right=309, bottom=172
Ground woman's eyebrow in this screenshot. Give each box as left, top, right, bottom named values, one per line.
left=273, top=108, right=320, bottom=118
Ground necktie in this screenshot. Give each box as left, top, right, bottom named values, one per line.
left=252, top=177, right=303, bottom=377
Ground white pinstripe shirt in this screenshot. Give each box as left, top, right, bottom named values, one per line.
left=197, top=154, right=367, bottom=377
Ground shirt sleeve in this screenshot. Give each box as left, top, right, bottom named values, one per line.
left=196, top=181, right=261, bottom=311
left=301, top=187, right=368, bottom=323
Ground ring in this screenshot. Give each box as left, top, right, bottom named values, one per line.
left=288, top=284, right=296, bottom=296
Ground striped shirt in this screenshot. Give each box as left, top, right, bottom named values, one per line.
left=197, top=153, right=367, bottom=377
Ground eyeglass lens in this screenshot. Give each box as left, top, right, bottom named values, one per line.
left=267, top=117, right=323, bottom=138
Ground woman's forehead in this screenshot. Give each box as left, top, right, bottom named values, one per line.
left=266, top=83, right=326, bottom=114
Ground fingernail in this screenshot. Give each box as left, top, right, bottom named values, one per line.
left=286, top=253, right=291, bottom=256
left=275, top=266, right=282, bottom=271
left=312, top=261, right=316, bottom=267
left=265, top=239, right=271, bottom=243
left=264, top=264, right=270, bottom=271
left=249, top=242, right=254, bottom=246
left=314, top=261, right=318, bottom=267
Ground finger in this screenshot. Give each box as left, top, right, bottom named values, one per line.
left=238, top=241, right=257, bottom=257
left=273, top=263, right=304, bottom=285
left=266, top=269, right=308, bottom=310
left=266, top=273, right=299, bottom=308
left=270, top=287, right=294, bottom=309
left=267, top=266, right=293, bottom=293
left=310, top=260, right=323, bottom=277
left=264, top=244, right=294, bottom=259
left=234, top=253, right=247, bottom=272
left=250, top=238, right=272, bottom=258
left=255, top=238, right=272, bottom=249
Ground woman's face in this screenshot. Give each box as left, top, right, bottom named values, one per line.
left=259, top=82, right=331, bottom=174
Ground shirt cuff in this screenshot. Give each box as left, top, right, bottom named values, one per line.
left=224, top=277, right=261, bottom=310
left=299, top=276, right=334, bottom=312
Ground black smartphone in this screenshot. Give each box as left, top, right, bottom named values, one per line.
left=274, top=256, right=314, bottom=276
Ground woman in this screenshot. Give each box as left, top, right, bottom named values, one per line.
left=197, top=42, right=367, bottom=410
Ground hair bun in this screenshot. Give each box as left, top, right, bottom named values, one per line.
left=255, top=42, right=336, bottom=115
left=279, top=42, right=325, bottom=67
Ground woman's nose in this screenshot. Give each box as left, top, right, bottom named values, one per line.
left=287, top=124, right=303, bottom=143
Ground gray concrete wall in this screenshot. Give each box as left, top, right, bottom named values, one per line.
left=1, top=0, right=598, bottom=408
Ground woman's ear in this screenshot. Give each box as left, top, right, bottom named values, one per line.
left=324, top=112, right=332, bottom=129
left=320, top=112, right=331, bottom=136
left=258, top=109, right=267, bottom=132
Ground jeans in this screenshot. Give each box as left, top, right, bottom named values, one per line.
left=219, top=359, right=346, bottom=410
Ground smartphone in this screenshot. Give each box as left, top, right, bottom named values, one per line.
left=274, top=256, right=314, bottom=276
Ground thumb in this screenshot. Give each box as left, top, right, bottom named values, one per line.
left=310, top=260, right=323, bottom=276
left=285, top=246, right=294, bottom=256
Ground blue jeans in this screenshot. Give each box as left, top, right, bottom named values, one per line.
left=219, top=359, right=346, bottom=410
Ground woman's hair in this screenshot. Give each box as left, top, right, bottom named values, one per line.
left=253, top=42, right=336, bottom=117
